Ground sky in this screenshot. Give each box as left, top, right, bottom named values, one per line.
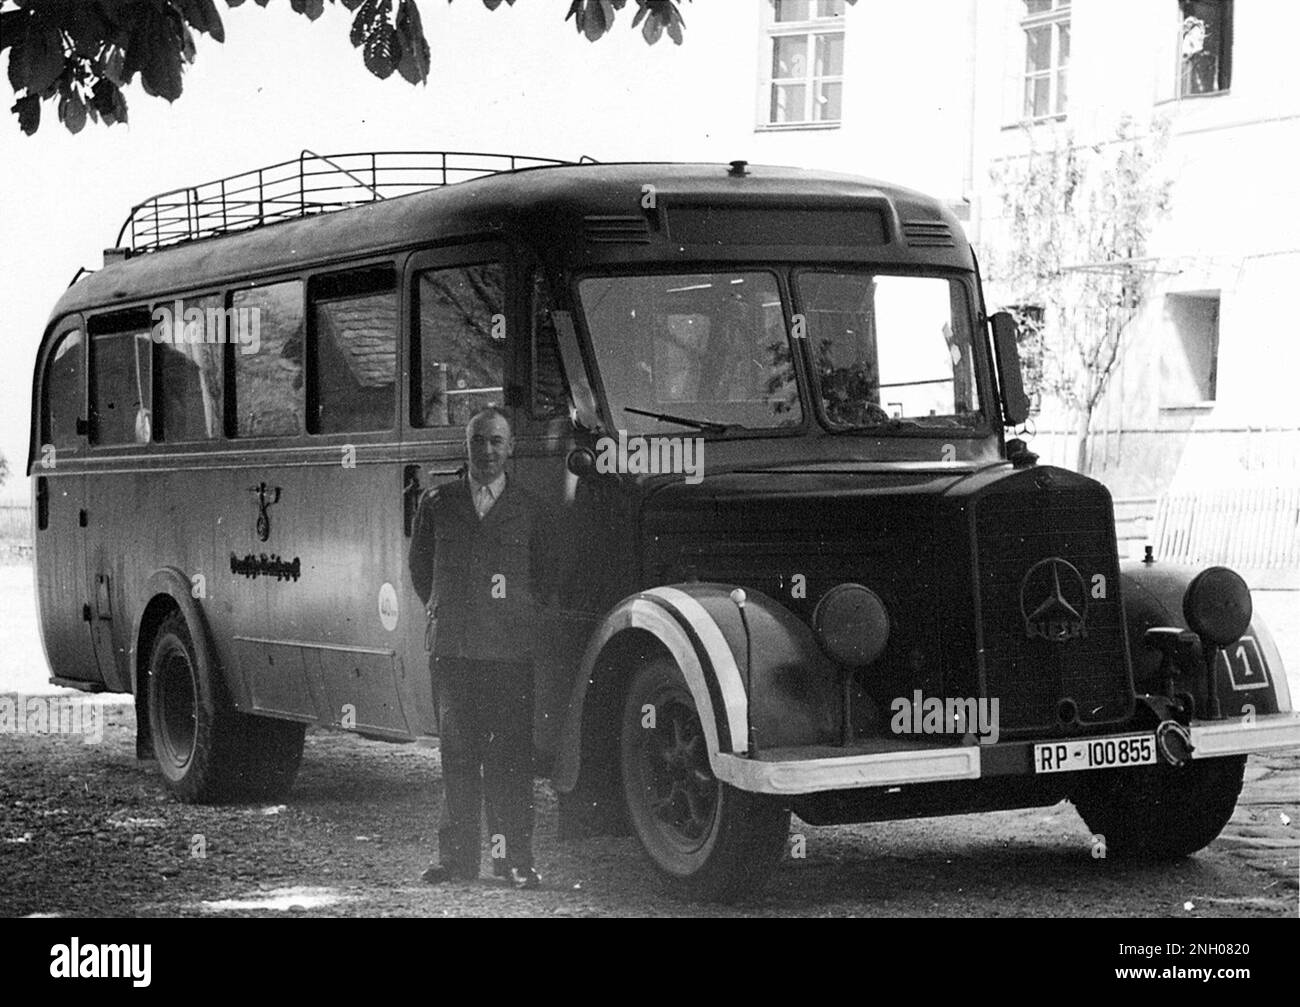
left=0, top=0, right=743, bottom=502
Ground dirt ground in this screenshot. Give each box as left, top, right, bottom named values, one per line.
left=1, top=561, right=1296, bottom=917
left=0, top=703, right=1295, bottom=918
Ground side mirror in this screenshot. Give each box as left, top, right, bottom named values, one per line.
left=990, top=311, right=1030, bottom=427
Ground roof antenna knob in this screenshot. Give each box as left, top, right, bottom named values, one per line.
left=728, top=160, right=749, bottom=177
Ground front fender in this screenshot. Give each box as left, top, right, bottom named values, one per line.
left=1120, top=561, right=1292, bottom=717
left=553, top=583, right=840, bottom=792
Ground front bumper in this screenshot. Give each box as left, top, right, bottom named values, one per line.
left=713, top=711, right=1300, bottom=796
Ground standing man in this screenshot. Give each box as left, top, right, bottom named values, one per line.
left=408, top=406, right=554, bottom=889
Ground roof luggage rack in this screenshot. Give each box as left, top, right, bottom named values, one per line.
left=115, top=150, right=575, bottom=254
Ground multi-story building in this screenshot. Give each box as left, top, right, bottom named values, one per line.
left=971, top=0, right=1299, bottom=496
left=720, top=1, right=1298, bottom=570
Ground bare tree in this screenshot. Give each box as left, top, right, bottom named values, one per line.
left=985, top=115, right=1171, bottom=472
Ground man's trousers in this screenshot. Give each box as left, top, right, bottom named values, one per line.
left=433, top=657, right=535, bottom=876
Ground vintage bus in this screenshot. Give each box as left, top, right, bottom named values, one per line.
left=28, top=151, right=1300, bottom=900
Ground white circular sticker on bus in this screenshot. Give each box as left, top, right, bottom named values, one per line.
left=378, top=582, right=399, bottom=632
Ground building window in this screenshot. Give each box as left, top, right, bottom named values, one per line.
left=1021, top=0, right=1070, bottom=121
left=1180, top=0, right=1232, bottom=96
left=1165, top=292, right=1220, bottom=405
left=763, top=0, right=845, bottom=127
left=1003, top=304, right=1045, bottom=415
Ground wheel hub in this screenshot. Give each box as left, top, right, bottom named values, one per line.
left=644, top=699, right=719, bottom=846
left=156, top=644, right=198, bottom=769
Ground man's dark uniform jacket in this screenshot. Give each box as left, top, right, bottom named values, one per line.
left=407, top=472, right=559, bottom=877
left=407, top=474, right=556, bottom=661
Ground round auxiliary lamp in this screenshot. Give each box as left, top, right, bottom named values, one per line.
left=813, top=583, right=891, bottom=745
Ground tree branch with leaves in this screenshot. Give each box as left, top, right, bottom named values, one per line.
left=2, top=0, right=693, bottom=135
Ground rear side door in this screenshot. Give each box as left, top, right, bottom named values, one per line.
left=33, top=316, right=95, bottom=686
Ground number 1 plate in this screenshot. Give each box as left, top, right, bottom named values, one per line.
left=1034, top=733, right=1156, bottom=774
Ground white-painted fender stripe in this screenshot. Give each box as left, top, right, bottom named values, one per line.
left=553, top=595, right=730, bottom=791
left=621, top=599, right=724, bottom=759
left=645, top=586, right=750, bottom=755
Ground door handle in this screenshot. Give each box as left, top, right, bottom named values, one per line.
left=403, top=465, right=422, bottom=538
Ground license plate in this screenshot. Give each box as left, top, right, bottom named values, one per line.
left=1033, top=733, right=1156, bottom=774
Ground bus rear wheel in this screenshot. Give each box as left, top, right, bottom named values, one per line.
left=619, top=654, right=790, bottom=902
left=146, top=612, right=304, bottom=803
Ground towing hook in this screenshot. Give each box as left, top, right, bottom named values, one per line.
left=1155, top=720, right=1194, bottom=766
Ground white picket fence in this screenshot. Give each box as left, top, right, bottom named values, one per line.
left=0, top=501, right=32, bottom=559
left=1151, top=487, right=1300, bottom=570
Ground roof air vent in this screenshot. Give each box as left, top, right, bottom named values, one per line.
left=584, top=214, right=652, bottom=244
left=901, top=219, right=955, bottom=247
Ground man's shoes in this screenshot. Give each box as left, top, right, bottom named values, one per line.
left=508, top=866, right=541, bottom=890
left=420, top=862, right=476, bottom=884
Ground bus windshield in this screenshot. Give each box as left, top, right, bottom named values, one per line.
left=578, top=269, right=984, bottom=436
left=579, top=271, right=801, bottom=435
left=797, top=271, right=981, bottom=430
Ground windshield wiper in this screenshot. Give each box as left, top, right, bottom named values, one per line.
left=623, top=406, right=732, bottom=434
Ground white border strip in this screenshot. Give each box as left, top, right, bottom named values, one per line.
left=646, top=586, right=750, bottom=755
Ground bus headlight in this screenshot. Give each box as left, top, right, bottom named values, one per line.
left=813, top=583, right=890, bottom=669
left=1183, top=566, right=1252, bottom=648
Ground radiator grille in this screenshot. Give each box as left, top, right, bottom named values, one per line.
left=974, top=481, right=1132, bottom=733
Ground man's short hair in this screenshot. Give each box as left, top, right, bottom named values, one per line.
left=466, top=405, right=513, bottom=436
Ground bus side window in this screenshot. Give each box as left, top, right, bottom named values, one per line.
left=531, top=270, right=570, bottom=419
left=43, top=326, right=84, bottom=451
left=413, top=263, right=505, bottom=428
left=89, top=308, right=153, bottom=446
left=309, top=264, right=398, bottom=434
left=155, top=294, right=224, bottom=442
left=233, top=280, right=305, bottom=438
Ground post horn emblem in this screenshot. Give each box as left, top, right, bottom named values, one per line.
left=248, top=482, right=282, bottom=543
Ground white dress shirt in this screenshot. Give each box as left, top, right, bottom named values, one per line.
left=468, top=472, right=507, bottom=519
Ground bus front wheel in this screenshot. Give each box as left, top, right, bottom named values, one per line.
left=146, top=612, right=304, bottom=803
left=619, top=654, right=790, bottom=902
left=1070, top=755, right=1246, bottom=859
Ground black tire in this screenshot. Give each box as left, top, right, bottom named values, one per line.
left=229, top=716, right=307, bottom=802
left=620, top=654, right=790, bottom=902
left=146, top=612, right=304, bottom=803
left=1070, top=755, right=1246, bottom=860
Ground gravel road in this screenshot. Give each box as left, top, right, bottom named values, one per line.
left=0, top=703, right=1294, bottom=918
